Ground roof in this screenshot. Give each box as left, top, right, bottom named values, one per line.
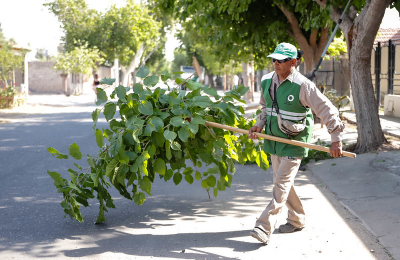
left=0, top=43, right=31, bottom=51
left=374, top=28, right=400, bottom=46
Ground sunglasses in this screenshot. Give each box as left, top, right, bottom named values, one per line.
left=272, top=58, right=292, bottom=64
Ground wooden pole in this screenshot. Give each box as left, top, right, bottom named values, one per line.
left=205, top=121, right=356, bottom=158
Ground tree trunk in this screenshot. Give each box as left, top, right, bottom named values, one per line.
left=208, top=73, right=214, bottom=88
left=223, top=72, right=227, bottom=91
left=348, top=1, right=388, bottom=153
left=277, top=4, right=330, bottom=73
left=121, top=43, right=145, bottom=87
left=315, top=0, right=390, bottom=153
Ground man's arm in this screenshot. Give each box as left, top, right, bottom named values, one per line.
left=299, top=81, right=345, bottom=157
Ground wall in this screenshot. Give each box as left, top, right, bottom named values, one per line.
left=28, top=61, right=64, bottom=93
left=299, top=58, right=350, bottom=96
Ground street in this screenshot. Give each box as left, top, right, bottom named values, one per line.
left=0, top=94, right=390, bottom=259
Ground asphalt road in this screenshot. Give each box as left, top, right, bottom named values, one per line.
left=0, top=94, right=390, bottom=259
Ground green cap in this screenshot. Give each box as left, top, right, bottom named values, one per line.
left=267, top=43, right=297, bottom=60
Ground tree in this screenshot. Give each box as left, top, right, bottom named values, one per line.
left=53, top=43, right=104, bottom=94
left=46, top=0, right=162, bottom=86
left=313, top=0, right=399, bottom=153
left=0, top=30, right=25, bottom=88
left=153, top=0, right=333, bottom=72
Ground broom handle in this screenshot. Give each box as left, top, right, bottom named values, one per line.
left=205, top=121, right=356, bottom=158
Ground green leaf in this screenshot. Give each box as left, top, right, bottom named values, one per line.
left=46, top=147, right=68, bottom=159
left=170, top=116, right=184, bottom=127
left=106, top=157, right=119, bottom=177
left=95, top=129, right=104, bottom=148
left=213, top=188, right=218, bottom=197
left=171, top=141, right=181, bottom=151
left=236, top=85, right=249, bottom=96
left=133, top=83, right=144, bottom=93
left=116, top=85, right=127, bottom=102
left=47, top=170, right=64, bottom=186
left=195, top=171, right=201, bottom=180
left=188, top=122, right=199, bottom=134
left=165, top=169, right=173, bottom=181
left=191, top=115, right=206, bottom=125
left=186, top=81, right=201, bottom=91
left=87, top=156, right=96, bottom=167
left=185, top=174, right=194, bottom=184
left=139, top=176, right=152, bottom=195
left=161, top=70, right=171, bottom=81
left=183, top=167, right=194, bottom=175
left=192, top=96, right=212, bottom=108
left=68, top=143, right=82, bottom=160
left=137, top=66, right=150, bottom=78
left=173, top=71, right=184, bottom=75
left=139, top=100, right=153, bottom=116
left=100, top=77, right=116, bottom=85
left=178, top=127, right=190, bottom=142
left=76, top=196, right=89, bottom=207
left=175, top=77, right=184, bottom=85
left=206, top=175, right=217, bottom=187
left=165, top=140, right=172, bottom=160
left=146, top=144, right=156, bottom=157
left=204, top=87, right=220, bottom=99
left=74, top=163, right=82, bottom=170
left=92, top=109, right=101, bottom=129
left=90, top=171, right=99, bottom=187
left=118, top=146, right=129, bottom=164
left=104, top=103, right=117, bottom=121
left=96, top=89, right=108, bottom=106
left=155, top=158, right=166, bottom=176
left=164, top=130, right=177, bottom=142
left=173, top=172, right=182, bottom=185
left=150, top=116, right=164, bottom=131
left=133, top=192, right=146, bottom=205
left=259, top=150, right=269, bottom=171
left=143, top=75, right=159, bottom=87
left=201, top=179, right=209, bottom=189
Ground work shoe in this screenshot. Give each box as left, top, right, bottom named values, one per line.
left=278, top=223, right=304, bottom=233
left=250, top=227, right=270, bottom=244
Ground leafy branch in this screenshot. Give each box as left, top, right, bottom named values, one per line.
left=47, top=66, right=269, bottom=223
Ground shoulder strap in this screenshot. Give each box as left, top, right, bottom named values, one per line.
left=272, top=83, right=280, bottom=114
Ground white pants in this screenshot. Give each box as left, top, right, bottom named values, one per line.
left=255, top=154, right=305, bottom=234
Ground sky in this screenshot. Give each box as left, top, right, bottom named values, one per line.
left=0, top=0, right=180, bottom=61
left=0, top=1, right=399, bottom=61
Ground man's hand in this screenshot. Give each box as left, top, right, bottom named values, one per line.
left=330, top=141, right=343, bottom=158
left=248, top=126, right=262, bottom=139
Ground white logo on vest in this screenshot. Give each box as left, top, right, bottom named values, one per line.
left=287, top=95, right=294, bottom=102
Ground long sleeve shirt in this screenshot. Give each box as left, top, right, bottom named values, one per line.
left=254, top=69, right=345, bottom=142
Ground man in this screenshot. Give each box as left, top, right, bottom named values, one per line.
left=248, top=42, right=344, bottom=245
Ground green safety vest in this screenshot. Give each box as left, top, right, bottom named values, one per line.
left=261, top=72, right=314, bottom=157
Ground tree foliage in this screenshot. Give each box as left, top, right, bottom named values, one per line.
left=153, top=0, right=333, bottom=71
left=53, top=42, right=104, bottom=75
left=0, top=30, right=25, bottom=87
left=45, top=0, right=161, bottom=67
left=47, top=66, right=269, bottom=223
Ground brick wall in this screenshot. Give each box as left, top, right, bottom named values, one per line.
left=28, top=61, right=64, bottom=93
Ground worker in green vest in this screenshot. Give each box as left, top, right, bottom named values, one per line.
left=248, top=42, right=345, bottom=245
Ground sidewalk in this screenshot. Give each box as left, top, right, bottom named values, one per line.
left=309, top=112, right=400, bottom=259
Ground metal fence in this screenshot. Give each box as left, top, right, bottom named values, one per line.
left=372, top=39, right=400, bottom=107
